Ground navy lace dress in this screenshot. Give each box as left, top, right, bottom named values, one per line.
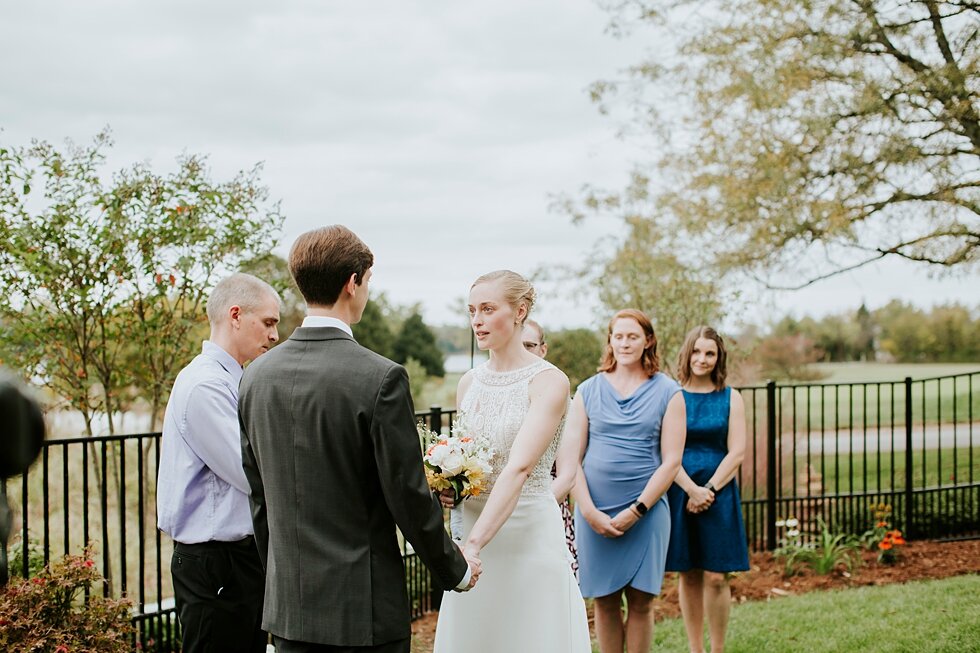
left=665, top=388, right=749, bottom=573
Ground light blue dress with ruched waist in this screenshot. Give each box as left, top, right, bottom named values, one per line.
left=575, top=372, right=680, bottom=597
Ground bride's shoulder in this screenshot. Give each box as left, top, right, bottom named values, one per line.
left=529, top=363, right=569, bottom=396
left=456, top=369, right=477, bottom=405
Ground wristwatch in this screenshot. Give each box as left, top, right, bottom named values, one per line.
left=631, top=500, right=648, bottom=516
left=704, top=482, right=717, bottom=493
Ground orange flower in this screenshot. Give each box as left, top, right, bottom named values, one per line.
left=892, top=536, right=906, bottom=545
left=876, top=521, right=888, bottom=528
left=878, top=541, right=893, bottom=550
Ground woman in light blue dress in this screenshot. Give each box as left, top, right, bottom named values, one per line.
left=567, top=309, right=686, bottom=653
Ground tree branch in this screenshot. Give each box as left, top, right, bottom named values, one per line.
left=757, top=251, right=890, bottom=290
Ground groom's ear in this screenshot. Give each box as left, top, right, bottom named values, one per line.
left=343, top=273, right=359, bottom=297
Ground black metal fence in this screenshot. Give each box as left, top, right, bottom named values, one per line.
left=737, top=372, right=979, bottom=550
left=4, top=372, right=977, bottom=649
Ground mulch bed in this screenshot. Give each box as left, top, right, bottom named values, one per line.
left=411, top=539, right=980, bottom=650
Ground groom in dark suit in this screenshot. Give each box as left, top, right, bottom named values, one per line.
left=239, top=225, right=477, bottom=653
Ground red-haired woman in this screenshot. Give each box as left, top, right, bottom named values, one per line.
left=567, top=309, right=686, bottom=653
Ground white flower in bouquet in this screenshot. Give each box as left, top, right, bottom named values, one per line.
left=417, top=412, right=493, bottom=502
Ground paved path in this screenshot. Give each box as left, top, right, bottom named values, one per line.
left=787, top=422, right=979, bottom=454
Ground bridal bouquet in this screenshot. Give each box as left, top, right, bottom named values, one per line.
left=418, top=413, right=493, bottom=503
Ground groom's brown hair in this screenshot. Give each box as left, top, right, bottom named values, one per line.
left=289, top=225, right=374, bottom=307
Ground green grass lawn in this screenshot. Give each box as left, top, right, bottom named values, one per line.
left=739, top=363, right=980, bottom=430
left=642, top=574, right=980, bottom=653
left=814, top=362, right=980, bottom=384
left=794, top=446, right=978, bottom=493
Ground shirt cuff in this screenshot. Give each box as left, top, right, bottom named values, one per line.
left=454, top=565, right=472, bottom=590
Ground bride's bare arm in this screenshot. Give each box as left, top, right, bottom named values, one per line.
left=463, top=369, right=569, bottom=557
left=550, top=407, right=580, bottom=502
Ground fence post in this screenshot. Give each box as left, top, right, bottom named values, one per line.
left=904, top=377, right=914, bottom=539
left=430, top=406, right=443, bottom=435
left=766, top=380, right=778, bottom=551
left=428, top=405, right=445, bottom=611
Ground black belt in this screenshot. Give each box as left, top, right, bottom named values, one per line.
left=175, top=535, right=255, bottom=551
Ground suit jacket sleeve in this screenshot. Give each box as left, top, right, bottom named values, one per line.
left=240, top=410, right=269, bottom=570
left=370, top=365, right=468, bottom=590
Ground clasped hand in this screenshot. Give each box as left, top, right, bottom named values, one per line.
left=586, top=506, right=639, bottom=538
left=458, top=544, right=482, bottom=591
left=440, top=490, right=481, bottom=591
left=686, top=486, right=715, bottom=514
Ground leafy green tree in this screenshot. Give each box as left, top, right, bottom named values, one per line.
left=0, top=129, right=283, bottom=432
left=855, top=304, right=876, bottom=362
left=875, top=300, right=934, bottom=362
left=581, top=0, right=978, bottom=288
left=393, top=312, right=445, bottom=377
left=403, top=357, right=429, bottom=407
left=353, top=299, right=397, bottom=359
left=569, top=219, right=728, bottom=372
left=751, top=334, right=827, bottom=381
left=547, top=328, right=604, bottom=392
left=928, top=304, right=980, bottom=361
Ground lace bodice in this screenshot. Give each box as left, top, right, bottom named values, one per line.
left=459, top=359, right=566, bottom=498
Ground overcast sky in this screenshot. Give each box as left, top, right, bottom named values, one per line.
left=2, top=1, right=975, bottom=331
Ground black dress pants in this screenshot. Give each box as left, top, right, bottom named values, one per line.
left=273, top=636, right=410, bottom=653
left=172, top=537, right=267, bottom=653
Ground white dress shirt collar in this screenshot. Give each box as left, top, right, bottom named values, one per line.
left=301, top=315, right=354, bottom=337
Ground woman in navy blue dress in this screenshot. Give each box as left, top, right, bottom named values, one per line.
left=568, top=309, right=686, bottom=653
left=665, top=326, right=749, bottom=653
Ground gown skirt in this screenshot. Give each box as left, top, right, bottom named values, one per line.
left=433, top=493, right=591, bottom=653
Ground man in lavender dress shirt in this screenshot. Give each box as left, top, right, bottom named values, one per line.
left=157, top=272, right=281, bottom=653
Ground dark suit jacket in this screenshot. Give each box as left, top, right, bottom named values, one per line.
left=239, top=327, right=467, bottom=646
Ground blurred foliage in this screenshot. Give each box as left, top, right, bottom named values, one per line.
left=567, top=0, right=978, bottom=289
left=0, top=129, right=282, bottom=433
left=547, top=328, right=604, bottom=392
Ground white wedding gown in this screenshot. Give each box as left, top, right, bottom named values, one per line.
left=433, top=359, right=591, bottom=653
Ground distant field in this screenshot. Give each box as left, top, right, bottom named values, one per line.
left=737, top=363, right=980, bottom=429
left=415, top=362, right=980, bottom=427
left=812, top=362, right=980, bottom=384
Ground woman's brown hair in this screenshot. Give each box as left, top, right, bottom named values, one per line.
left=597, top=309, right=659, bottom=377
left=676, top=325, right=728, bottom=390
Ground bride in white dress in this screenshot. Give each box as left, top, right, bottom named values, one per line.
left=433, top=270, right=591, bottom=652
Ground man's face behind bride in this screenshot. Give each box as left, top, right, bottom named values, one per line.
left=468, top=279, right=526, bottom=351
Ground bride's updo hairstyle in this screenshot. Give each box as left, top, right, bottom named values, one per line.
left=471, top=270, right=536, bottom=326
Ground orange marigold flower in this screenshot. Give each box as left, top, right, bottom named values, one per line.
left=892, top=536, right=906, bottom=545
left=876, top=521, right=888, bottom=528
left=878, top=541, right=893, bottom=550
